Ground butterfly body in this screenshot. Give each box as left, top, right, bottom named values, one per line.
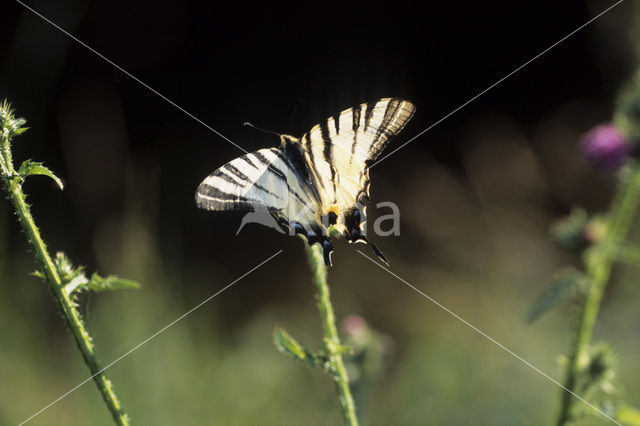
left=196, top=98, right=415, bottom=266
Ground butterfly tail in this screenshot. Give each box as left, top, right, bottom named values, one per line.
left=361, top=236, right=389, bottom=266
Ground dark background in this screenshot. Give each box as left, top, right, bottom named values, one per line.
left=1, top=0, right=638, bottom=424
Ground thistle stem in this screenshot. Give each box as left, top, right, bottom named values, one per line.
left=0, top=110, right=128, bottom=424
left=304, top=242, right=359, bottom=426
left=556, top=164, right=640, bottom=425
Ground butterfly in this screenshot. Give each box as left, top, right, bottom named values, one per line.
left=195, top=97, right=415, bottom=266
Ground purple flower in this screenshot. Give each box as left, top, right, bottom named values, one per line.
left=580, top=124, right=629, bottom=173
left=342, top=314, right=368, bottom=337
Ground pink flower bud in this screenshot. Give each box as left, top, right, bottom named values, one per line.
left=580, top=124, right=629, bottom=173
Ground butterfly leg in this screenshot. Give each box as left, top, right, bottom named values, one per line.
left=306, top=235, right=334, bottom=266
left=321, top=238, right=334, bottom=266
left=343, top=206, right=389, bottom=266
left=292, top=221, right=334, bottom=266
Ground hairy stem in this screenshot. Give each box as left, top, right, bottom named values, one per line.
left=8, top=181, right=128, bottom=424
left=556, top=164, right=640, bottom=425
left=304, top=242, right=358, bottom=426
left=0, top=109, right=128, bottom=424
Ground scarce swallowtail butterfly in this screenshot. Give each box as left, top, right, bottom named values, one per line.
left=195, top=98, right=415, bottom=266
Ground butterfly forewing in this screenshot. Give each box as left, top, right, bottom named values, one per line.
left=195, top=148, right=320, bottom=228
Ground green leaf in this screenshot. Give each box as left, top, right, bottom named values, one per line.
left=527, top=268, right=586, bottom=323
left=51, top=252, right=139, bottom=295
left=580, top=343, right=617, bottom=395
left=18, top=160, right=64, bottom=190
left=614, top=244, right=640, bottom=267
left=617, top=404, right=640, bottom=425
left=12, top=125, right=28, bottom=137
left=0, top=100, right=28, bottom=140
left=550, top=208, right=589, bottom=253
left=54, top=252, right=75, bottom=278
left=273, top=327, right=328, bottom=369
left=87, top=272, right=140, bottom=292
left=274, top=327, right=309, bottom=362
left=336, top=344, right=352, bottom=355
left=64, top=274, right=89, bottom=297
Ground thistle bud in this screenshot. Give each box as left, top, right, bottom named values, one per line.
left=342, top=314, right=368, bottom=337
left=580, top=124, right=630, bottom=173
left=551, top=208, right=589, bottom=253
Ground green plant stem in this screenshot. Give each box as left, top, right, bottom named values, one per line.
left=556, top=164, right=640, bottom=425
left=304, top=242, right=358, bottom=426
left=1, top=178, right=129, bottom=424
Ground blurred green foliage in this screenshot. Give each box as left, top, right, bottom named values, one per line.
left=3, top=2, right=640, bottom=425
left=2, top=138, right=639, bottom=424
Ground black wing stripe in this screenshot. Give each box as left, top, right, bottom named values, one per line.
left=251, top=152, right=303, bottom=201
left=271, top=149, right=291, bottom=167
left=272, top=149, right=316, bottom=199
left=197, top=184, right=256, bottom=204
left=214, top=171, right=242, bottom=186
left=251, top=151, right=287, bottom=180
left=371, top=98, right=400, bottom=154
left=242, top=155, right=260, bottom=170
left=200, top=175, right=279, bottom=203
left=253, top=182, right=284, bottom=200
left=352, top=105, right=362, bottom=133
left=282, top=139, right=313, bottom=183
left=349, top=105, right=362, bottom=163
left=302, top=132, right=326, bottom=191
left=303, top=133, right=315, bottom=168
left=363, top=101, right=376, bottom=132
left=224, top=163, right=251, bottom=183
left=196, top=197, right=255, bottom=211
left=271, top=166, right=311, bottom=205
left=319, top=120, right=337, bottom=201
left=288, top=186, right=310, bottom=205
left=253, top=151, right=276, bottom=168
left=255, top=150, right=312, bottom=206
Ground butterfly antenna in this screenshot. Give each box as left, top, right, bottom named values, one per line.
left=287, top=98, right=303, bottom=132
left=243, top=122, right=281, bottom=137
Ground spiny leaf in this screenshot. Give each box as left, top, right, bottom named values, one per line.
left=527, top=268, right=586, bottom=323
left=274, top=327, right=311, bottom=363
left=273, top=327, right=328, bottom=369
left=580, top=343, right=616, bottom=395
left=550, top=208, right=589, bottom=253
left=18, top=160, right=63, bottom=190
left=12, top=126, right=28, bottom=137
left=0, top=100, right=28, bottom=140
left=51, top=252, right=140, bottom=295
left=87, top=273, right=140, bottom=292
left=52, top=252, right=88, bottom=295
left=54, top=251, right=76, bottom=278
left=64, top=273, right=89, bottom=297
